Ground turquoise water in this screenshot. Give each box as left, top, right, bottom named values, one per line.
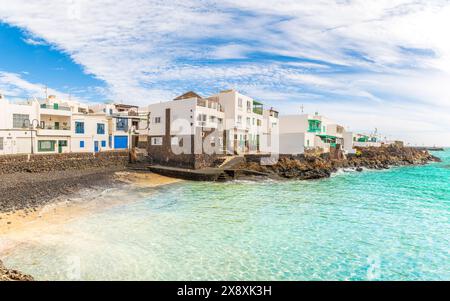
left=2, top=150, right=450, bottom=280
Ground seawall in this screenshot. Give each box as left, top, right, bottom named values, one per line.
left=0, top=151, right=129, bottom=175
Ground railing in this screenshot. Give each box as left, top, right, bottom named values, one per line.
left=197, top=98, right=224, bottom=112
left=40, top=125, right=71, bottom=131
left=308, top=128, right=321, bottom=133
left=253, top=107, right=263, bottom=115
left=40, top=104, right=71, bottom=111
left=197, top=99, right=207, bottom=107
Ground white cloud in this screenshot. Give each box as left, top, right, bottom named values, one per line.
left=0, top=71, right=86, bottom=103
left=0, top=0, right=449, bottom=145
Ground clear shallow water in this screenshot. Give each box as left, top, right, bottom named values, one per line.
left=2, top=150, right=450, bottom=280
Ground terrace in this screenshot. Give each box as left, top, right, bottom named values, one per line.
left=308, top=119, right=322, bottom=133
left=253, top=101, right=263, bottom=115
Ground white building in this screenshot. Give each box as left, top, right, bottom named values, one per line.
left=0, top=94, right=116, bottom=155
left=214, top=89, right=279, bottom=155
left=279, top=113, right=345, bottom=155
left=90, top=103, right=147, bottom=150
left=142, top=90, right=279, bottom=168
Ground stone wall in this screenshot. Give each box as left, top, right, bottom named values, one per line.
left=0, top=150, right=129, bottom=175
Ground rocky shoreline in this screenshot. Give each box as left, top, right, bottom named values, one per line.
left=0, top=167, right=127, bottom=214
left=0, top=260, right=34, bottom=281
left=239, top=146, right=441, bottom=180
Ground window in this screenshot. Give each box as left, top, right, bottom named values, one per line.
left=0, top=137, right=3, bottom=150
left=116, top=118, right=128, bottom=131
left=109, top=135, right=112, bottom=148
left=247, top=101, right=251, bottom=112
left=238, top=98, right=243, bottom=108
left=101, top=141, right=106, bottom=147
left=257, top=119, right=262, bottom=126
left=237, top=115, right=242, bottom=124
left=13, top=114, right=29, bottom=128
left=97, top=123, right=105, bottom=134
left=197, top=114, right=207, bottom=121
left=246, top=117, right=251, bottom=127
left=218, top=118, right=223, bottom=125
left=209, top=116, right=216, bottom=123
left=75, top=122, right=85, bottom=134
left=80, top=141, right=85, bottom=148
left=38, top=140, right=56, bottom=152
left=154, top=117, right=161, bottom=124
left=308, top=120, right=322, bottom=133
left=59, top=140, right=68, bottom=147
left=151, top=137, right=163, bottom=145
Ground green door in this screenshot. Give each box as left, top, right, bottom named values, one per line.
left=58, top=140, right=67, bottom=153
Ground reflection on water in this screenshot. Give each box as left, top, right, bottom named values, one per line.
left=2, top=150, right=450, bottom=280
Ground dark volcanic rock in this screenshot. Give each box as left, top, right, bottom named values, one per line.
left=0, top=167, right=125, bottom=213
left=237, top=146, right=438, bottom=180
left=0, top=260, right=34, bottom=281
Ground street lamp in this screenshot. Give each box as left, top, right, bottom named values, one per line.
left=128, top=125, right=137, bottom=163
left=24, top=119, right=40, bottom=154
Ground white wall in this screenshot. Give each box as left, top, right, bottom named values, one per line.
left=71, top=114, right=110, bottom=153
left=279, top=115, right=309, bottom=134
left=279, top=133, right=305, bottom=155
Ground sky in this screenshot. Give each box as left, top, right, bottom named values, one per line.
left=0, top=0, right=449, bottom=146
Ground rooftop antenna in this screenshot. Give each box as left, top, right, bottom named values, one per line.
left=300, top=104, right=304, bottom=113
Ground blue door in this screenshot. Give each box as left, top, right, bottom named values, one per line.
left=94, top=141, right=99, bottom=153
left=114, top=136, right=128, bottom=149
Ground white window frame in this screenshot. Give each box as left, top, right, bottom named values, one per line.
left=151, top=137, right=163, bottom=145
left=238, top=98, right=243, bottom=108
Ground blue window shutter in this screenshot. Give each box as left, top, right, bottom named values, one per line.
left=101, top=141, right=106, bottom=147
left=75, top=122, right=85, bottom=134
left=80, top=141, right=85, bottom=148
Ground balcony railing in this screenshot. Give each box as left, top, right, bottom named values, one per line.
left=197, top=98, right=224, bottom=112
left=40, top=125, right=71, bottom=131
left=40, top=104, right=71, bottom=111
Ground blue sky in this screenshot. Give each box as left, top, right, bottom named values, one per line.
left=0, top=0, right=449, bottom=145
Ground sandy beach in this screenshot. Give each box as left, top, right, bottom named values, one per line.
left=0, top=171, right=181, bottom=237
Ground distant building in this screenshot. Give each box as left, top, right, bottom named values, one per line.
left=279, top=113, right=344, bottom=155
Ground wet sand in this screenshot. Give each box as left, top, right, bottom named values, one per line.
left=0, top=171, right=181, bottom=237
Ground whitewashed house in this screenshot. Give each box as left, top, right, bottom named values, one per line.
left=90, top=103, right=147, bottom=150
left=279, top=113, right=345, bottom=155
left=0, top=94, right=114, bottom=155
left=214, top=89, right=279, bottom=155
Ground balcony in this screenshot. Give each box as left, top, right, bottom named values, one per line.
left=197, top=98, right=224, bottom=112
left=253, top=101, right=264, bottom=115
left=40, top=104, right=72, bottom=117
left=38, top=125, right=72, bottom=136
left=307, top=119, right=322, bottom=133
